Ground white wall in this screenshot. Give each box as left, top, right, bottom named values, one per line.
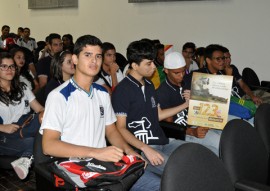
left=1, top=0, right=269, bottom=80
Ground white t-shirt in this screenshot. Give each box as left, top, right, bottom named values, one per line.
left=0, top=86, right=35, bottom=124
left=0, top=38, right=4, bottom=49
left=188, top=60, right=199, bottom=73
left=17, top=38, right=37, bottom=52
left=101, top=70, right=124, bottom=87
left=94, top=77, right=106, bottom=86
left=20, top=75, right=32, bottom=90
left=123, top=64, right=130, bottom=77
left=38, top=49, right=50, bottom=60
left=40, top=78, right=116, bottom=148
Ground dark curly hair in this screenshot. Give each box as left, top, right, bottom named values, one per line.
left=0, top=52, right=25, bottom=106
left=50, top=50, right=72, bottom=81
left=10, top=47, right=35, bottom=90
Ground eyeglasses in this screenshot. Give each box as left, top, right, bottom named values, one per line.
left=212, top=56, right=225, bottom=62
left=0, top=64, right=16, bottom=71
left=224, top=56, right=231, bottom=60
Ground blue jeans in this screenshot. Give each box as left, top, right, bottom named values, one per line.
left=186, top=128, right=221, bottom=156
left=142, top=138, right=186, bottom=176
left=130, top=170, right=160, bottom=191
left=0, top=113, right=40, bottom=157
left=0, top=136, right=34, bottom=157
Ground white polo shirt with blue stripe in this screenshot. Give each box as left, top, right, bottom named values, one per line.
left=40, top=78, right=116, bottom=148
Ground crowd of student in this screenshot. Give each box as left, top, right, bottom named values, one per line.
left=0, top=25, right=266, bottom=190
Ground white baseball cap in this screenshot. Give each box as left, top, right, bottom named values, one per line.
left=164, top=52, right=186, bottom=69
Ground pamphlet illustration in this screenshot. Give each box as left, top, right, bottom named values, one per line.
left=187, top=72, right=233, bottom=129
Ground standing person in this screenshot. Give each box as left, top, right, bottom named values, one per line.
left=99, top=42, right=124, bottom=91
left=16, top=28, right=37, bottom=53
left=156, top=52, right=220, bottom=155
left=44, top=50, right=75, bottom=101
left=182, top=42, right=199, bottom=74
left=10, top=47, right=39, bottom=93
left=40, top=35, right=160, bottom=191
left=2, top=33, right=17, bottom=51
left=0, top=52, right=44, bottom=179
left=112, top=40, right=188, bottom=176
left=36, top=33, right=63, bottom=88
left=0, top=25, right=10, bottom=50
left=16, top=27, right=23, bottom=40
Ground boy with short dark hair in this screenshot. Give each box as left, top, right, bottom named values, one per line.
left=40, top=35, right=160, bottom=191
left=112, top=40, right=188, bottom=175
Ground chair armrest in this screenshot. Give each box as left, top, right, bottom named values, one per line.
left=235, top=179, right=270, bottom=191
left=159, top=121, right=186, bottom=140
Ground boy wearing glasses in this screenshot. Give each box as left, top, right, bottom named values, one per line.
left=184, top=44, right=227, bottom=83
left=184, top=44, right=256, bottom=123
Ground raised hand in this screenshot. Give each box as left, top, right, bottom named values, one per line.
left=109, top=62, right=119, bottom=75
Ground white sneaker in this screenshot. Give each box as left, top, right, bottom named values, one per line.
left=11, top=156, right=33, bottom=179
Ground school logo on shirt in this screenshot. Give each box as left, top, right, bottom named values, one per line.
left=128, top=117, right=159, bottom=144
left=151, top=96, right=156, bottom=108
left=99, top=106, right=104, bottom=118
left=25, top=100, right=29, bottom=107
left=174, top=109, right=188, bottom=126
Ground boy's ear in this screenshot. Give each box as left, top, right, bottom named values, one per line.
left=206, top=57, right=211, bottom=65
left=163, top=68, right=168, bottom=75
left=131, top=62, right=137, bottom=71
left=72, top=54, right=78, bottom=66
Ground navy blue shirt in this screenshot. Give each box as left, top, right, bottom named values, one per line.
left=156, top=78, right=188, bottom=126
left=36, top=56, right=52, bottom=82
left=230, top=65, right=245, bottom=97
left=112, top=74, right=169, bottom=145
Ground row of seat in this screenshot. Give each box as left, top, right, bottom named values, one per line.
left=32, top=121, right=186, bottom=191
left=162, top=103, right=270, bottom=191
left=33, top=103, right=270, bottom=190
left=2, top=103, right=269, bottom=190
left=242, top=67, right=270, bottom=92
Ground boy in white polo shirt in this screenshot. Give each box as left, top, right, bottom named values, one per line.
left=40, top=35, right=160, bottom=191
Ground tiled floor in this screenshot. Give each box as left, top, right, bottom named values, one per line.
left=0, top=169, right=36, bottom=191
